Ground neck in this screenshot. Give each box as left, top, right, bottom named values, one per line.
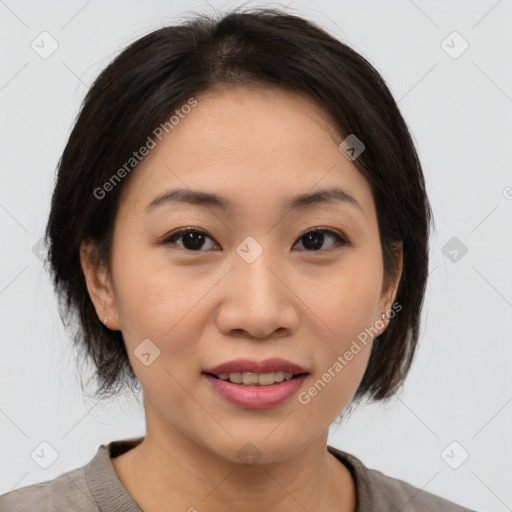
left=111, top=410, right=356, bottom=512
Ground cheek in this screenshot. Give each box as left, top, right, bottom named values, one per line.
left=296, top=249, right=382, bottom=402
left=302, top=247, right=384, bottom=345
left=111, top=233, right=211, bottom=336
left=110, top=242, right=220, bottom=395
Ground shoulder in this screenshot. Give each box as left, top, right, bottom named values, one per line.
left=357, top=463, right=477, bottom=512
left=328, top=446, right=478, bottom=512
left=0, top=464, right=97, bottom=512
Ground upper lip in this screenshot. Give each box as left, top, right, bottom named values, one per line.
left=203, top=358, right=309, bottom=375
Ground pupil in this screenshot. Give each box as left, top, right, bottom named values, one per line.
left=303, top=231, right=324, bottom=250
left=183, top=232, right=205, bottom=250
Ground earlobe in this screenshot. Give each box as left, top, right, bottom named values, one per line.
left=79, top=240, right=121, bottom=330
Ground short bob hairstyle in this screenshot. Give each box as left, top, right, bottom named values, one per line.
left=45, top=7, right=432, bottom=406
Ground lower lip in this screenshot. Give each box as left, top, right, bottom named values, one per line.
left=203, top=373, right=309, bottom=409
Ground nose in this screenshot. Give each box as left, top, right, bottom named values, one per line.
left=214, top=249, right=300, bottom=340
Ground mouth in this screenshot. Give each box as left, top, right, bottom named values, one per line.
left=202, top=370, right=310, bottom=409
left=203, top=371, right=309, bottom=386
left=202, top=358, right=310, bottom=387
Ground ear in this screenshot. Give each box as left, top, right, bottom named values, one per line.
left=79, top=239, right=121, bottom=330
left=377, top=241, right=403, bottom=335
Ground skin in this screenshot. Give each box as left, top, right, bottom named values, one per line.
left=80, top=84, right=402, bottom=512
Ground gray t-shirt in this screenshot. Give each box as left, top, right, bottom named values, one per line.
left=0, top=436, right=476, bottom=511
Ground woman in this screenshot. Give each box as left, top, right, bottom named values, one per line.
left=0, top=7, right=478, bottom=512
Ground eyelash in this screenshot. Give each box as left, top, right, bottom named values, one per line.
left=161, top=227, right=350, bottom=253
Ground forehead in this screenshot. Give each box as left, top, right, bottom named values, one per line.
left=117, top=84, right=375, bottom=219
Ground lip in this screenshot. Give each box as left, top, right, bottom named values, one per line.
left=202, top=358, right=308, bottom=375
left=203, top=373, right=309, bottom=409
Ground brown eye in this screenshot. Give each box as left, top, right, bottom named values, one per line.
left=162, top=227, right=349, bottom=253
left=294, top=229, right=348, bottom=251
left=163, top=228, right=218, bottom=251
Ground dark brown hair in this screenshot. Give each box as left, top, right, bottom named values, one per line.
left=44, top=7, right=432, bottom=406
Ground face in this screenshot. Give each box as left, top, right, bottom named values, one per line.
left=81, top=84, right=402, bottom=463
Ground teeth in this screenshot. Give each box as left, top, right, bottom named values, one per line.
left=216, top=371, right=296, bottom=385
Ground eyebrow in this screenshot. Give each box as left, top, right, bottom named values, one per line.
left=144, top=186, right=362, bottom=214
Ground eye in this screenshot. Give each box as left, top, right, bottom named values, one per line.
left=162, top=227, right=349, bottom=252
left=162, top=228, right=218, bottom=251
left=293, top=228, right=348, bottom=252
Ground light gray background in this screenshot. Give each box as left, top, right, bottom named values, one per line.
left=1, top=1, right=511, bottom=510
